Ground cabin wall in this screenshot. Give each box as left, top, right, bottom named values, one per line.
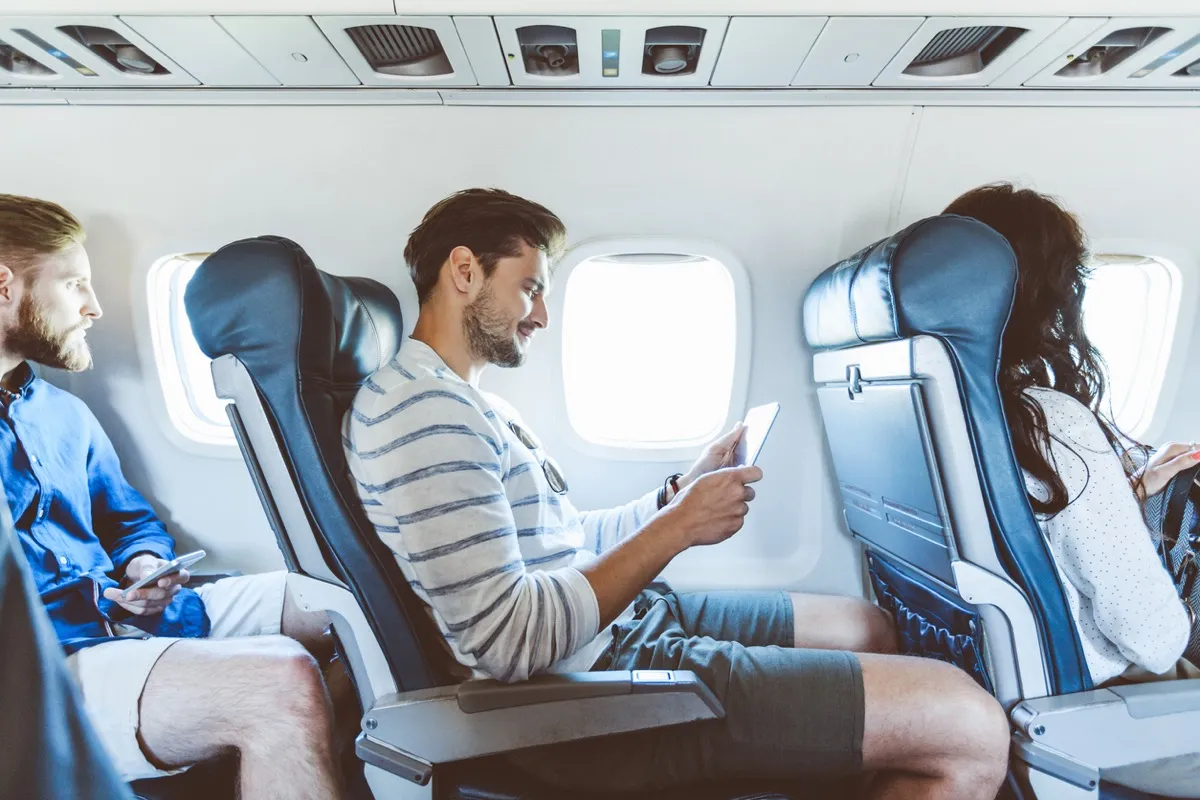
left=1, top=103, right=1195, bottom=592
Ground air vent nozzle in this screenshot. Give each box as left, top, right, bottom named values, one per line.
left=346, top=24, right=452, bottom=77
left=1057, top=27, right=1171, bottom=77
left=643, top=26, right=705, bottom=76
left=904, top=25, right=1026, bottom=77
left=517, top=25, right=579, bottom=77
left=58, top=25, right=165, bottom=75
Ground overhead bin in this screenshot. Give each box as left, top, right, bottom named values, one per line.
left=1022, top=18, right=1200, bottom=88
left=792, top=17, right=924, bottom=87
left=495, top=16, right=728, bottom=87
left=710, top=17, right=826, bottom=87
left=122, top=16, right=278, bottom=87
left=315, top=15, right=477, bottom=87
left=216, top=16, right=359, bottom=87
left=0, top=16, right=196, bottom=86
left=872, top=16, right=1068, bottom=87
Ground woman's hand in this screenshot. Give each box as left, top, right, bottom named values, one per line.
left=1135, top=442, right=1200, bottom=500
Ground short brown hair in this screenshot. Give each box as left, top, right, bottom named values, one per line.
left=0, top=193, right=85, bottom=273
left=404, top=188, right=566, bottom=304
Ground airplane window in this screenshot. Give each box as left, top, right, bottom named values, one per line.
left=560, top=251, right=739, bottom=450
left=146, top=253, right=235, bottom=446
left=1083, top=254, right=1181, bottom=437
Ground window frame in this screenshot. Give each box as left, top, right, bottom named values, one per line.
left=547, top=236, right=752, bottom=462
left=144, top=252, right=238, bottom=452
left=1087, top=239, right=1196, bottom=442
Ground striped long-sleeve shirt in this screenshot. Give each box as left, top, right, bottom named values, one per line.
left=343, top=338, right=654, bottom=682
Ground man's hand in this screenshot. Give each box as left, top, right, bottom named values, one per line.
left=664, top=465, right=764, bottom=548
left=676, top=423, right=746, bottom=495
left=1135, top=442, right=1200, bottom=501
left=102, top=554, right=190, bottom=616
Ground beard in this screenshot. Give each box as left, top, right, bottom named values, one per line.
left=463, top=282, right=524, bottom=369
left=5, top=293, right=92, bottom=372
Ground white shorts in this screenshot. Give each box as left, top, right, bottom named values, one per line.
left=64, top=571, right=289, bottom=781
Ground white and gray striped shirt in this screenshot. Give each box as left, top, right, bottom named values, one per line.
left=343, top=338, right=651, bottom=682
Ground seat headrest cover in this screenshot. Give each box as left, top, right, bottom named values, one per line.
left=184, top=236, right=402, bottom=387
left=802, top=215, right=1016, bottom=353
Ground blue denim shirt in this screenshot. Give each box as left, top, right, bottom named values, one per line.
left=1, top=363, right=209, bottom=653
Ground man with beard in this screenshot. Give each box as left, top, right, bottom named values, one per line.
left=343, top=188, right=1011, bottom=799
left=0, top=193, right=345, bottom=799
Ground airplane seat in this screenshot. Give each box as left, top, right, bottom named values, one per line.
left=802, top=215, right=1200, bottom=799
left=184, top=235, right=849, bottom=800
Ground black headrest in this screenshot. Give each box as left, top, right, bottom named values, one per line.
left=803, top=215, right=1015, bottom=355
left=803, top=215, right=1091, bottom=695
left=186, top=236, right=402, bottom=389
left=185, top=236, right=453, bottom=692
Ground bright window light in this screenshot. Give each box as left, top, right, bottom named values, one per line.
left=1083, top=254, right=1181, bottom=437
left=561, top=253, right=739, bottom=449
left=147, top=253, right=234, bottom=446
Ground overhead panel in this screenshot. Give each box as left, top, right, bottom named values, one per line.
left=792, top=17, right=924, bottom=87
left=453, top=16, right=510, bottom=87
left=0, top=15, right=197, bottom=86
left=1130, top=29, right=1200, bottom=87
left=315, top=15, right=477, bottom=87
left=496, top=16, right=728, bottom=88
left=1023, top=18, right=1200, bottom=88
left=122, top=16, right=278, bottom=87
left=710, top=17, right=826, bottom=87
left=216, top=16, right=359, bottom=87
left=988, top=17, right=1107, bottom=88
left=873, top=16, right=1068, bottom=87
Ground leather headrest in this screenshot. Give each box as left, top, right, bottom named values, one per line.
left=802, top=215, right=1017, bottom=355
left=184, top=236, right=402, bottom=384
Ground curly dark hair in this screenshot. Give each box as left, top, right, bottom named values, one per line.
left=945, top=183, right=1136, bottom=514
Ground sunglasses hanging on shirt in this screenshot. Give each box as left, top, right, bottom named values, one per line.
left=507, top=419, right=569, bottom=495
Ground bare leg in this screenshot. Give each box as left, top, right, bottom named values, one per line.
left=138, top=636, right=342, bottom=800
left=789, top=592, right=898, bottom=654
left=858, top=653, right=1009, bottom=800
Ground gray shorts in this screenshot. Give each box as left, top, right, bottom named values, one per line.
left=507, top=586, right=865, bottom=793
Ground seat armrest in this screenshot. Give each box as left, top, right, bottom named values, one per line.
left=1010, top=683, right=1200, bottom=791
left=357, top=670, right=723, bottom=785
left=455, top=668, right=720, bottom=713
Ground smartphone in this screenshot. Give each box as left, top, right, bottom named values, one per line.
left=739, top=403, right=781, bottom=467
left=121, top=550, right=206, bottom=597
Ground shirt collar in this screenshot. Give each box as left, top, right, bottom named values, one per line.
left=400, top=338, right=470, bottom=387
left=1, top=361, right=37, bottom=400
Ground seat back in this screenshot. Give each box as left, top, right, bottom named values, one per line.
left=185, top=236, right=455, bottom=697
left=802, top=215, right=1091, bottom=705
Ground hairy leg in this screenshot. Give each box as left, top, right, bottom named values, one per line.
left=137, top=635, right=342, bottom=800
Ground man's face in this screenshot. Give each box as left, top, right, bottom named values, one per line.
left=4, top=243, right=102, bottom=372
left=463, top=241, right=550, bottom=369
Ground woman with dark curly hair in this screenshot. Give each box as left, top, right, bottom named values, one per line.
left=945, top=183, right=1198, bottom=687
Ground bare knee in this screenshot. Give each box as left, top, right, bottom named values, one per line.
left=233, top=637, right=332, bottom=742
left=936, top=669, right=1010, bottom=790
left=862, top=655, right=1009, bottom=799
left=263, top=637, right=329, bottom=713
